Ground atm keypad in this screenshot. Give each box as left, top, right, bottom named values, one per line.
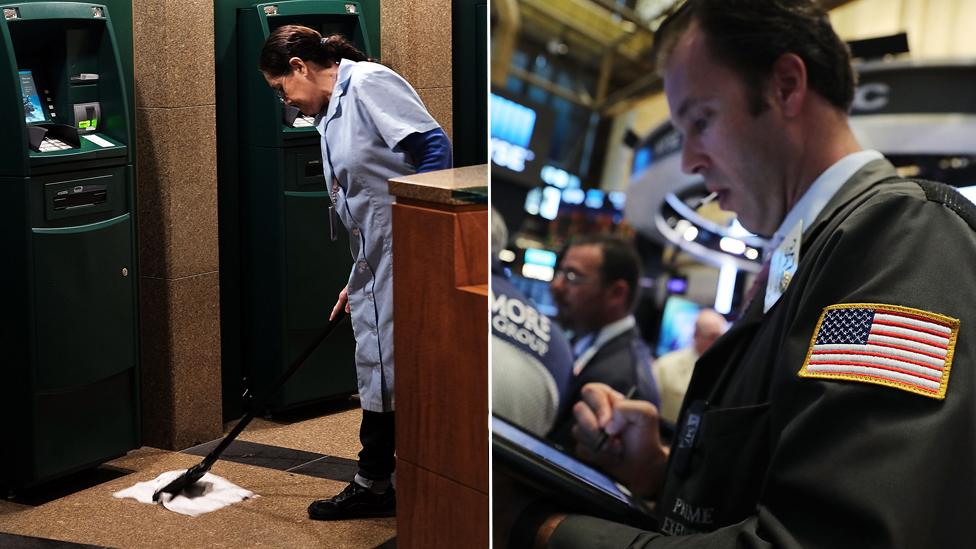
left=38, top=137, right=72, bottom=152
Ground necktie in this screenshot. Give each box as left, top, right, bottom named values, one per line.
left=740, top=259, right=771, bottom=315
left=572, top=333, right=595, bottom=360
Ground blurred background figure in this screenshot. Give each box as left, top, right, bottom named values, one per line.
left=546, top=234, right=658, bottom=449
left=492, top=208, right=574, bottom=436
left=652, top=308, right=728, bottom=433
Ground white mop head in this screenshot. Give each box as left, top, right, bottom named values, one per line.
left=113, top=469, right=257, bottom=516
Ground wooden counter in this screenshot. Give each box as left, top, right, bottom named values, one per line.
left=389, top=165, right=488, bottom=548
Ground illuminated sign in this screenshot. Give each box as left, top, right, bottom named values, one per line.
left=607, top=191, right=626, bottom=211
left=524, top=248, right=557, bottom=268
left=539, top=186, right=562, bottom=220
left=540, top=165, right=580, bottom=189
left=632, top=122, right=682, bottom=175
left=584, top=189, right=604, bottom=209
left=491, top=94, right=537, bottom=173
left=522, top=247, right=558, bottom=282
left=561, top=188, right=585, bottom=205
left=852, top=82, right=890, bottom=112
left=490, top=91, right=556, bottom=188
left=523, top=185, right=563, bottom=220
left=524, top=187, right=542, bottom=216
left=492, top=139, right=535, bottom=172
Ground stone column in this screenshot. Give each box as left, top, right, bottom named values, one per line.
left=382, top=0, right=454, bottom=140
left=132, top=1, right=222, bottom=450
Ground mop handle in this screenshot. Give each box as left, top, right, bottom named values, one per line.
left=198, top=310, right=350, bottom=471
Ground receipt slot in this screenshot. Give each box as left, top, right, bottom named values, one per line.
left=216, top=1, right=378, bottom=418
left=0, top=2, right=139, bottom=490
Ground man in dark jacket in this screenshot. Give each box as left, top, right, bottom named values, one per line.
left=546, top=235, right=659, bottom=449
left=518, top=0, right=976, bottom=547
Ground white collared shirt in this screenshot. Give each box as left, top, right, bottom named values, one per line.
left=572, top=315, right=636, bottom=376
left=768, top=150, right=884, bottom=251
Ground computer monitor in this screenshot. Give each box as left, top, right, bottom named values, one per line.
left=491, top=90, right=555, bottom=188
left=508, top=274, right=558, bottom=319
left=523, top=185, right=570, bottom=221
left=19, top=70, right=47, bottom=124
left=655, top=296, right=700, bottom=357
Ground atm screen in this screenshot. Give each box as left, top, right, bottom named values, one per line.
left=19, top=70, right=46, bottom=123
left=319, top=21, right=356, bottom=42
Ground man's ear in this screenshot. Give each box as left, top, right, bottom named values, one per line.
left=769, top=52, right=807, bottom=118
left=606, top=279, right=631, bottom=309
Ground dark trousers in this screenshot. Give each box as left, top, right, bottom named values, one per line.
left=358, top=409, right=396, bottom=481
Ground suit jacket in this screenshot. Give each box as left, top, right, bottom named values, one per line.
left=551, top=159, right=976, bottom=547
left=548, top=324, right=659, bottom=449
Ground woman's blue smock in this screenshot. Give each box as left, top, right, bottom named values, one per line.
left=316, top=59, right=440, bottom=412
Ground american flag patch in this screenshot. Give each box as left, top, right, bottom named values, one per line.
left=799, top=303, right=960, bottom=399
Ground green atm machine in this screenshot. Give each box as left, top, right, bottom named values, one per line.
left=0, top=2, right=138, bottom=490
left=216, top=1, right=379, bottom=418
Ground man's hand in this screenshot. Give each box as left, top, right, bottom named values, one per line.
left=571, top=383, right=669, bottom=499
left=330, top=286, right=350, bottom=321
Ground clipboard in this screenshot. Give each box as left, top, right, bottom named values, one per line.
left=492, top=414, right=658, bottom=529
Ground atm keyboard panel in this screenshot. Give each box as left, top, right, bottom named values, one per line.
left=38, top=137, right=72, bottom=152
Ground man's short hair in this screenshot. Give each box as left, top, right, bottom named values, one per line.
left=653, top=0, right=856, bottom=115
left=566, top=234, right=642, bottom=309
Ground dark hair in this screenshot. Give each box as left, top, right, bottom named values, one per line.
left=653, top=0, right=855, bottom=114
left=259, top=25, right=368, bottom=77
left=569, top=234, right=642, bottom=309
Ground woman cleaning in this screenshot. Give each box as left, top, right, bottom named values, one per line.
left=260, top=25, right=452, bottom=521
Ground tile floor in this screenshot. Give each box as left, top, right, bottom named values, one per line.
left=0, top=401, right=395, bottom=548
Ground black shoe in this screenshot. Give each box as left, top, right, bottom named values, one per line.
left=308, top=482, right=396, bottom=520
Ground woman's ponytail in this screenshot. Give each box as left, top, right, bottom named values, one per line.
left=260, top=25, right=371, bottom=76
left=320, top=35, right=370, bottom=63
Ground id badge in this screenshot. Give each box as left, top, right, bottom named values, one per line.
left=764, top=220, right=802, bottom=314
left=672, top=399, right=707, bottom=478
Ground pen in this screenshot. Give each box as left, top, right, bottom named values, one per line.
left=594, top=386, right=638, bottom=452
left=695, top=191, right=719, bottom=209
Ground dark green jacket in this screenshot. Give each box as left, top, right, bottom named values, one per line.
left=552, top=159, right=976, bottom=548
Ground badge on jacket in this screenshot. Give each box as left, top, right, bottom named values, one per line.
left=764, top=220, right=802, bottom=314
left=799, top=303, right=960, bottom=399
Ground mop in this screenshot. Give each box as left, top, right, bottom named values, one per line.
left=114, top=311, right=350, bottom=516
